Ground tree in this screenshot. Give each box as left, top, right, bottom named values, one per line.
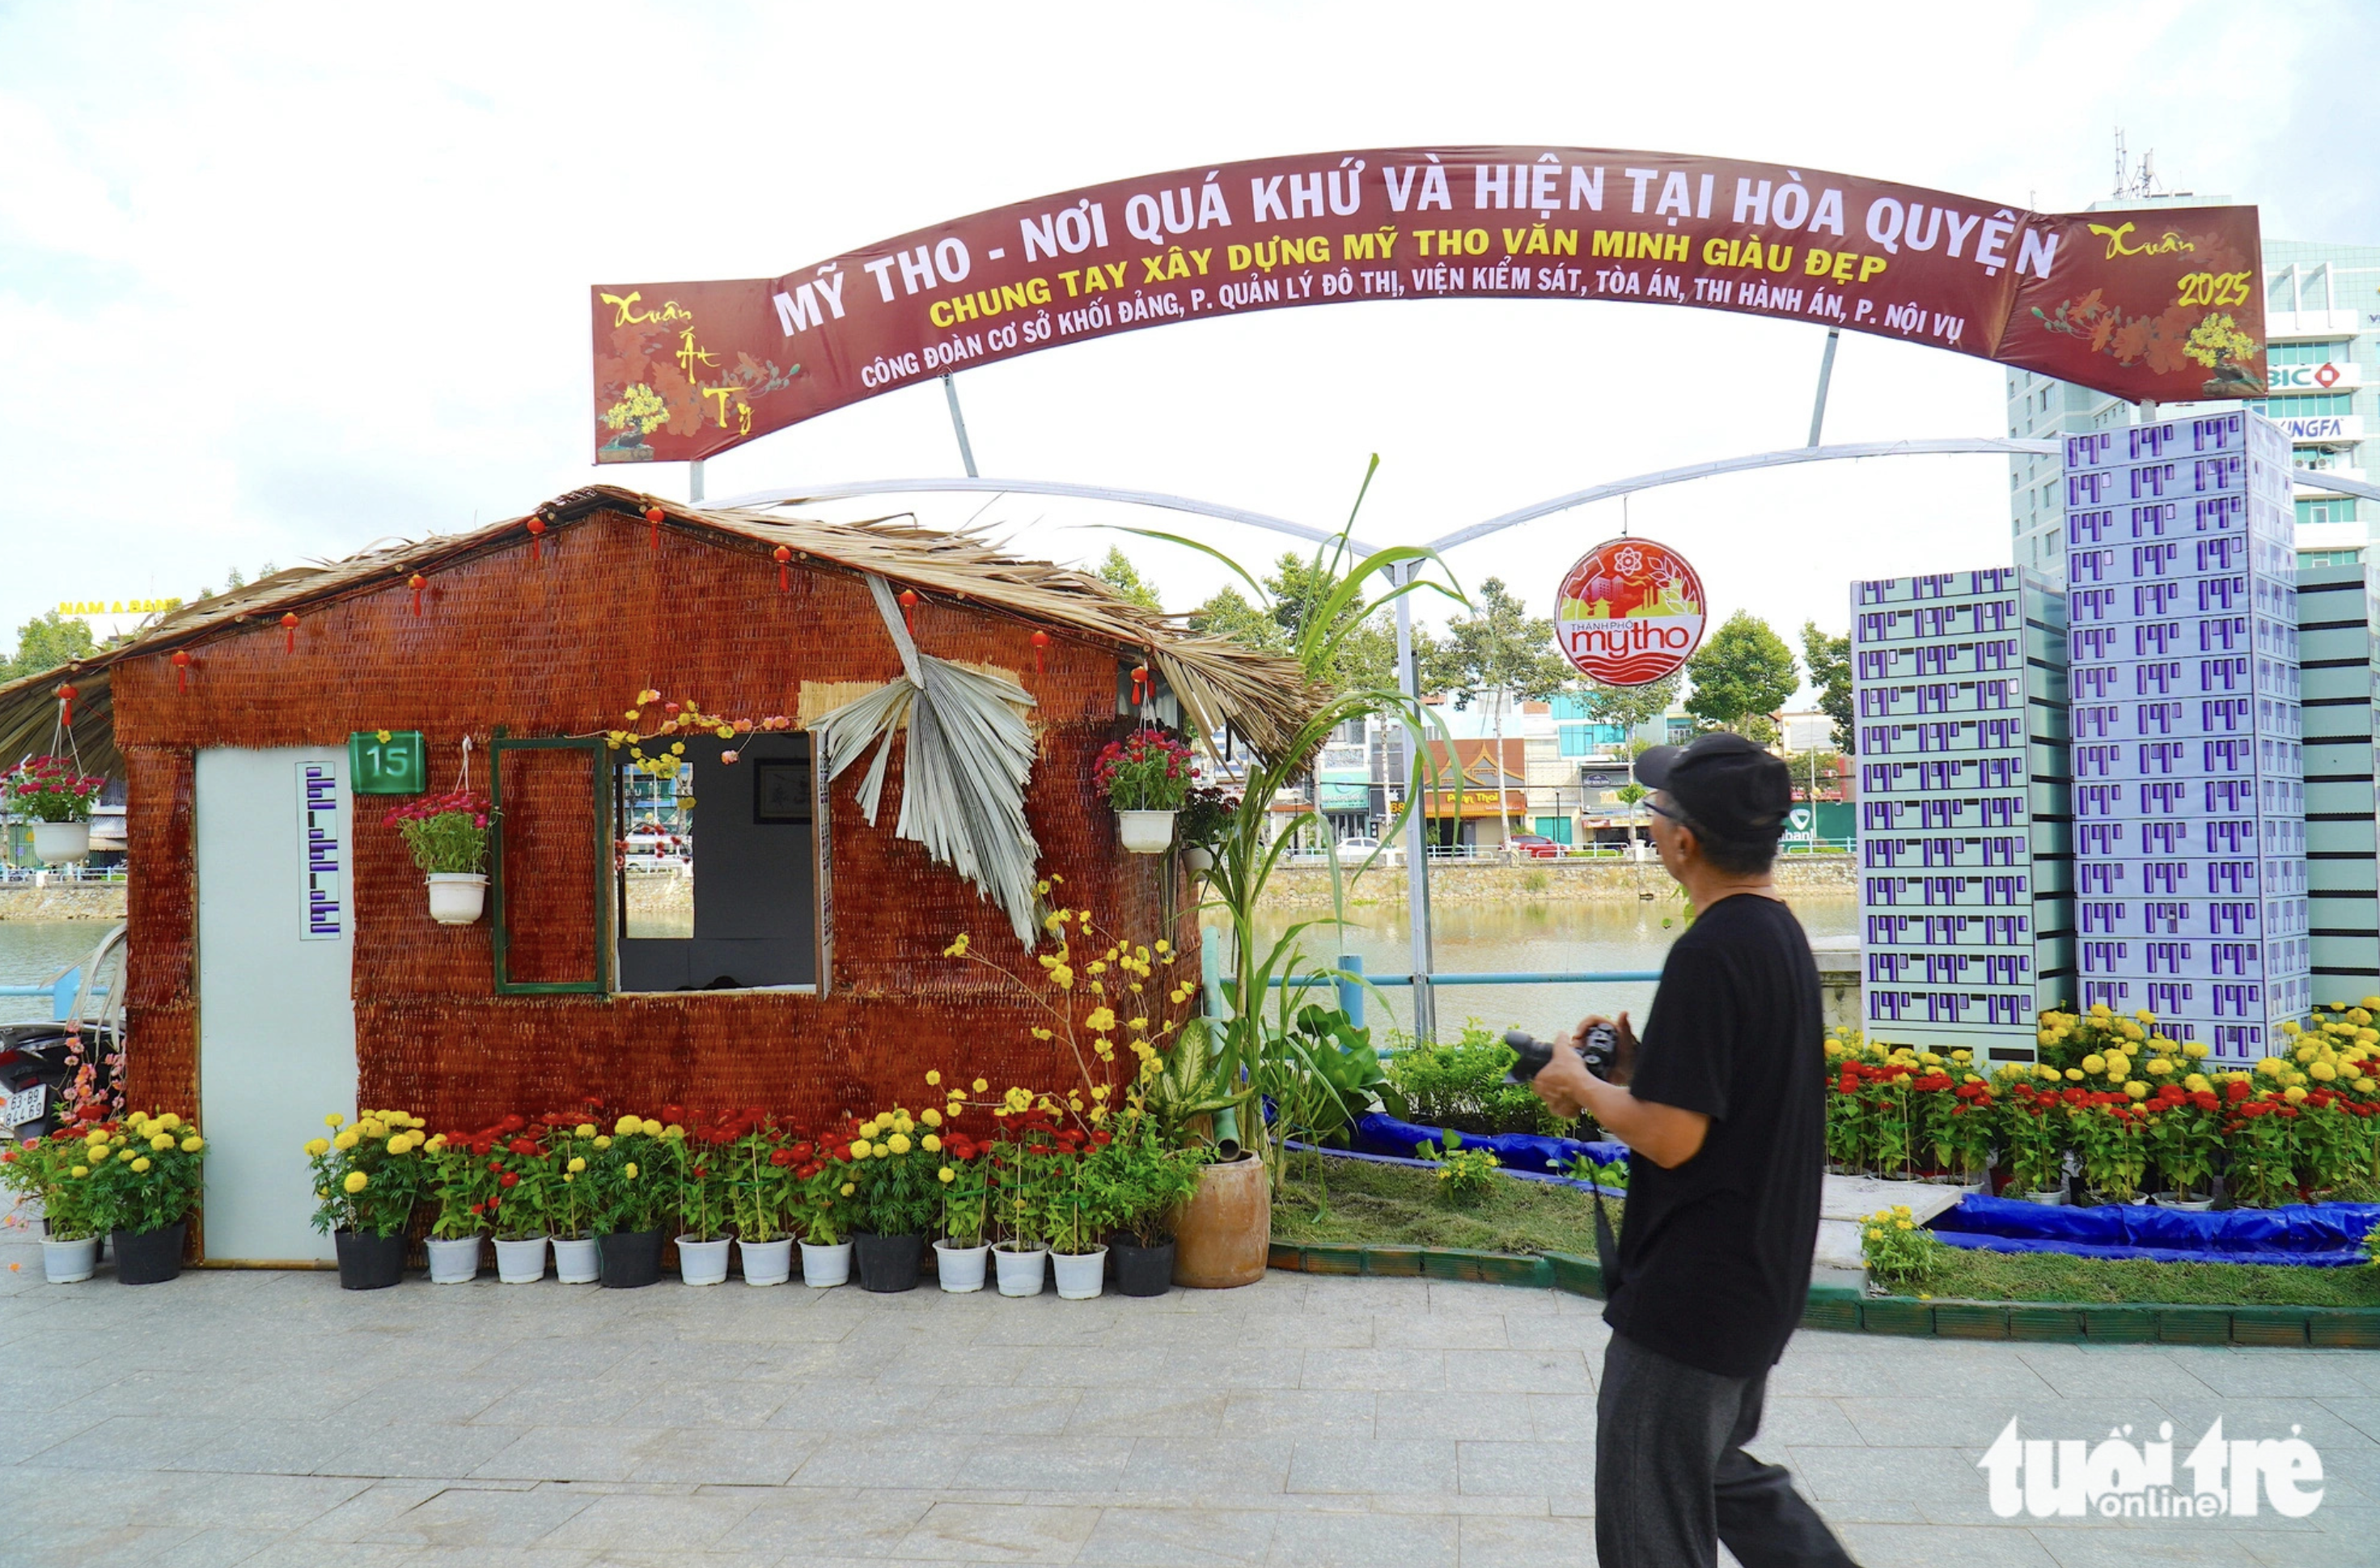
left=1576, top=670, right=1683, bottom=740
left=4, top=612, right=98, bottom=684
left=1187, top=585, right=1287, bottom=653
left=1094, top=547, right=1162, bottom=612
left=1188, top=553, right=1408, bottom=694
left=1683, top=610, right=1798, bottom=736
left=1427, top=577, right=1575, bottom=839
left=1799, top=621, right=1854, bottom=754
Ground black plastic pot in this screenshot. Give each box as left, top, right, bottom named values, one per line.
left=334, top=1229, right=405, bottom=1290
left=599, top=1229, right=663, bottom=1287
left=111, top=1223, right=184, bottom=1286
left=855, top=1231, right=923, bottom=1293
left=1112, top=1238, right=1176, bottom=1298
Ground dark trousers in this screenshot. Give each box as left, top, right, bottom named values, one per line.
left=1594, top=1332, right=1856, bottom=1568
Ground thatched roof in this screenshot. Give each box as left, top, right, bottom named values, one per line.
left=0, top=485, right=1324, bottom=778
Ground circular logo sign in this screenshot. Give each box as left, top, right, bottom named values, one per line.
left=1553, top=536, right=1708, bottom=686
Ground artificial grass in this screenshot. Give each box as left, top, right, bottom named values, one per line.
left=1268, top=1154, right=1603, bottom=1257
left=1271, top=1153, right=2380, bottom=1308
left=1909, top=1245, right=2380, bottom=1308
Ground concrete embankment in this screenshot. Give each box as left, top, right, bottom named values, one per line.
left=1253, top=854, right=1854, bottom=909
left=0, top=884, right=127, bottom=922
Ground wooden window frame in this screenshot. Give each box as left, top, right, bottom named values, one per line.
left=489, top=729, right=613, bottom=996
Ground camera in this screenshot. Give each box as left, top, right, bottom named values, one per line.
left=1503, top=1025, right=1618, bottom=1085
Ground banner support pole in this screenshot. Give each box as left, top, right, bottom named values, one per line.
left=1394, top=560, right=1437, bottom=1044
left=942, top=375, right=980, bottom=478
left=689, top=460, right=705, bottom=504
left=1806, top=328, right=1841, bottom=448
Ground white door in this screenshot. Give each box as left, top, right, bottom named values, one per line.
left=196, top=748, right=358, bottom=1263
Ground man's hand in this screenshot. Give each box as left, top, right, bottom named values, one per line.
left=1531, top=1011, right=1710, bottom=1170
left=1558, top=1011, right=1639, bottom=1086
left=1528, top=1034, right=1598, bottom=1120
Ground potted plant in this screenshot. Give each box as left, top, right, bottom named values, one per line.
left=1175, top=784, right=1237, bottom=876
left=932, top=1121, right=990, bottom=1294
left=484, top=1120, right=553, bottom=1282
left=1087, top=1112, right=1207, bottom=1297
left=548, top=1119, right=603, bottom=1282
left=3, top=756, right=107, bottom=866
left=86, top=1109, right=207, bottom=1285
left=991, top=1112, right=1059, bottom=1296
left=673, top=1117, right=736, bottom=1285
left=1997, top=1076, right=2072, bottom=1204
left=1095, top=727, right=1197, bottom=854
left=586, top=1115, right=671, bottom=1286
left=383, top=789, right=491, bottom=925
left=1046, top=1125, right=1114, bottom=1299
left=423, top=1129, right=490, bottom=1283
left=2, top=1125, right=108, bottom=1282
left=793, top=1131, right=856, bottom=1286
left=850, top=1107, right=936, bottom=1292
left=727, top=1117, right=795, bottom=1286
left=306, top=1109, right=427, bottom=1289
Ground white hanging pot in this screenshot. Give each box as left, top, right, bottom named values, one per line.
left=1052, top=1247, right=1107, bottom=1300
left=1181, top=845, right=1214, bottom=875
left=426, top=1235, right=483, bottom=1284
left=739, top=1236, right=794, bottom=1286
left=426, top=872, right=488, bottom=925
left=934, top=1240, right=989, bottom=1293
left=1116, top=810, right=1175, bottom=854
left=31, top=822, right=90, bottom=866
left=676, top=1235, right=731, bottom=1285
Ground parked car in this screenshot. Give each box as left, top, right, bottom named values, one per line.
left=1333, top=836, right=1400, bottom=866
left=1505, top=833, right=1564, bottom=859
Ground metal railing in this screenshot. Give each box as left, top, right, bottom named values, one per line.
left=1204, top=947, right=1660, bottom=1034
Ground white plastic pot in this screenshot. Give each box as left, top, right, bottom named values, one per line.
left=1181, top=845, right=1214, bottom=875
left=2018, top=1187, right=2069, bottom=1206
left=676, top=1235, right=731, bottom=1285
left=934, top=1240, right=989, bottom=1293
left=2151, top=1192, right=2217, bottom=1212
left=1052, top=1248, right=1107, bottom=1300
left=493, top=1235, right=548, bottom=1283
left=32, top=822, right=90, bottom=866
left=42, top=1235, right=100, bottom=1283
left=426, top=872, right=488, bottom=926
left=552, top=1235, right=600, bottom=1283
left=1116, top=810, right=1175, bottom=854
left=426, top=1234, right=484, bottom=1284
left=739, top=1236, right=793, bottom=1286
left=801, top=1240, right=852, bottom=1287
left=993, top=1244, right=1048, bottom=1297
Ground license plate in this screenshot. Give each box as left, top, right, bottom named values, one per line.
left=5, top=1084, right=47, bottom=1128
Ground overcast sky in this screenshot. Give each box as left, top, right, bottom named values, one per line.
left=5, top=1, right=2374, bottom=700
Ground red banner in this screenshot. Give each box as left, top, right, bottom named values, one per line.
left=591, top=146, right=2265, bottom=464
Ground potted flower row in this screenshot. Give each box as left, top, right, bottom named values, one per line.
left=2, top=755, right=108, bottom=866
left=383, top=789, right=491, bottom=925
left=1, top=1104, right=206, bottom=1282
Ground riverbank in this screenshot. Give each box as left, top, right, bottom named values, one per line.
left=1253, top=853, right=1854, bottom=909
left=0, top=884, right=125, bottom=921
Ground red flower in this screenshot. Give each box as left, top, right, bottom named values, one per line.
left=2226, top=1081, right=2251, bottom=1103
left=498, top=1171, right=519, bottom=1188
left=507, top=1138, right=538, bottom=1157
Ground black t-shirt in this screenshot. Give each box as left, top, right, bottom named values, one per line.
left=1603, top=892, right=1823, bottom=1379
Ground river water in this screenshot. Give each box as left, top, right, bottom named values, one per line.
left=0, top=895, right=1859, bottom=1038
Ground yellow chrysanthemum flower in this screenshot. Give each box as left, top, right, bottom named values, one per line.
left=343, top=1171, right=369, bottom=1193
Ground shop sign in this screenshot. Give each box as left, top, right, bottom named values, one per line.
left=1554, top=536, right=1709, bottom=686
left=299, top=761, right=345, bottom=942
left=2268, top=362, right=2362, bottom=392
left=348, top=731, right=426, bottom=795
left=2277, top=413, right=2364, bottom=443
left=591, top=147, right=2265, bottom=462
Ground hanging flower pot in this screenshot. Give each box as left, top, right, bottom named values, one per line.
left=426, top=872, right=488, bottom=926
left=1181, top=845, right=1214, bottom=875
left=1116, top=810, right=1176, bottom=854
left=426, top=1235, right=484, bottom=1285
left=31, top=821, right=91, bottom=865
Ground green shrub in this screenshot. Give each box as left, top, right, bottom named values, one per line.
left=1386, top=1020, right=1585, bottom=1138
left=1416, top=1130, right=1501, bottom=1206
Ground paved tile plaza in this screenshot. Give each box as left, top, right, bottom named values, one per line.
left=3, top=1237, right=2377, bottom=1566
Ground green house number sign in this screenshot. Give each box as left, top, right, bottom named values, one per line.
left=348, top=731, right=426, bottom=795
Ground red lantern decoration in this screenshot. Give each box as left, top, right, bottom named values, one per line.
left=897, top=588, right=919, bottom=636
left=281, top=612, right=299, bottom=653
left=171, top=650, right=190, bottom=693
left=644, top=504, right=664, bottom=549
left=1030, top=629, right=1049, bottom=674
left=55, top=683, right=75, bottom=727
left=527, top=515, right=548, bottom=561
left=773, top=545, right=792, bottom=593
left=1131, top=663, right=1150, bottom=706
left=408, top=573, right=426, bottom=616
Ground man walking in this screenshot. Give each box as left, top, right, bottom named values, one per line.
left=1529, top=733, right=1854, bottom=1568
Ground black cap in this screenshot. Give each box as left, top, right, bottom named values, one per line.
left=1633, top=733, right=1793, bottom=848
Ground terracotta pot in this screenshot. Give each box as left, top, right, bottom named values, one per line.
left=1171, top=1150, right=1268, bottom=1289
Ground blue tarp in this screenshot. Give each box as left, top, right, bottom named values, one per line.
left=1349, top=1110, right=1625, bottom=1175
left=1931, top=1193, right=2380, bottom=1269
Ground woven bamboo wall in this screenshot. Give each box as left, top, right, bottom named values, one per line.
left=112, top=507, right=1195, bottom=1140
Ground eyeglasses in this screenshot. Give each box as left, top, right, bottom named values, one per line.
left=1645, top=798, right=1686, bottom=824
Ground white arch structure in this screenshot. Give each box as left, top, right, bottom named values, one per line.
left=713, top=439, right=2380, bottom=558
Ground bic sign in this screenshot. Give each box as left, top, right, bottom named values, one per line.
left=2268, top=362, right=2362, bottom=392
